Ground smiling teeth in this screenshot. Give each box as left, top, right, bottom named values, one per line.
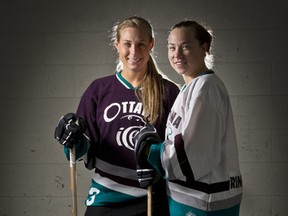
left=128, top=58, right=141, bottom=63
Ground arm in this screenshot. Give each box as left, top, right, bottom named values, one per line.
left=64, top=135, right=89, bottom=160
left=160, top=85, right=224, bottom=182
left=148, top=144, right=165, bottom=177
left=133, top=124, right=162, bottom=187
left=75, top=93, right=99, bottom=170
left=54, top=113, right=89, bottom=160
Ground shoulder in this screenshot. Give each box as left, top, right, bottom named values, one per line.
left=193, top=72, right=223, bottom=89
left=161, top=78, right=180, bottom=106
left=190, top=73, right=229, bottom=103
left=201, top=73, right=227, bottom=93
left=84, top=74, right=117, bottom=94
left=90, top=74, right=116, bottom=86
left=162, top=78, right=180, bottom=92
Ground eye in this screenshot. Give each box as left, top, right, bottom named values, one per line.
left=168, top=46, right=175, bottom=51
left=138, top=43, right=145, bottom=47
left=124, top=43, right=131, bottom=48
left=182, top=45, right=190, bottom=50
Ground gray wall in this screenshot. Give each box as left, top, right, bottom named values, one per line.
left=0, top=0, right=287, bottom=215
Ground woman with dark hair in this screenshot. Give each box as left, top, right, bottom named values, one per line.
left=134, top=20, right=243, bottom=216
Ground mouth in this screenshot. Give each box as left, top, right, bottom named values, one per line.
left=174, top=61, right=186, bottom=67
left=127, top=57, right=142, bottom=64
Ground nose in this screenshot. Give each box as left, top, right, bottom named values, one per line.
left=130, top=44, right=138, bottom=55
left=174, top=47, right=183, bottom=58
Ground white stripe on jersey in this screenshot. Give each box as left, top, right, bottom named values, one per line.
left=91, top=172, right=146, bottom=197
left=95, top=158, right=137, bottom=180
left=168, top=181, right=242, bottom=211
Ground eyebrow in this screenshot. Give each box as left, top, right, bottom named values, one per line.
left=168, top=41, right=190, bottom=46
left=123, top=39, right=148, bottom=43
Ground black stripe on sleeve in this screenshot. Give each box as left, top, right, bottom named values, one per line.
left=174, top=134, right=195, bottom=182
left=170, top=179, right=230, bottom=194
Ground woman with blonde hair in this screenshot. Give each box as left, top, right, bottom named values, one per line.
left=54, top=16, right=179, bottom=215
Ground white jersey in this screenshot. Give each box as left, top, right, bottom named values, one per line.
left=155, top=71, right=242, bottom=215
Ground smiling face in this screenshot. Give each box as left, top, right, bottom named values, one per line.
left=167, top=27, right=208, bottom=83
left=116, top=27, right=154, bottom=74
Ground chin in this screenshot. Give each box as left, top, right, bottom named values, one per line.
left=174, top=68, right=185, bottom=75
left=128, top=66, right=142, bottom=71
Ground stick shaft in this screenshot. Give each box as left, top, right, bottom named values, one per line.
left=147, top=186, right=152, bottom=216
left=70, top=147, right=78, bottom=216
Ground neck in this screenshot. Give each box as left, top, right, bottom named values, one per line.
left=184, top=65, right=209, bottom=85
left=121, top=69, right=146, bottom=87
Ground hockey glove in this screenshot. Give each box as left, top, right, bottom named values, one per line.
left=136, top=167, right=157, bottom=188
left=54, top=113, right=87, bottom=149
left=133, top=124, right=161, bottom=187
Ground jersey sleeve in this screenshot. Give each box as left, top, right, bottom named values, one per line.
left=63, top=135, right=89, bottom=161
left=148, top=143, right=165, bottom=176
left=162, top=82, right=226, bottom=182
left=182, top=93, right=224, bottom=180
left=164, top=80, right=180, bottom=115
left=75, top=84, right=101, bottom=170
left=155, top=80, right=180, bottom=140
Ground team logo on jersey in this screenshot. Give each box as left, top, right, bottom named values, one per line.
left=166, top=122, right=173, bottom=140
left=229, top=172, right=242, bottom=193
left=116, top=114, right=145, bottom=150
left=169, top=110, right=182, bottom=129
left=86, top=187, right=100, bottom=206
left=185, top=211, right=196, bottom=216
left=103, top=101, right=146, bottom=150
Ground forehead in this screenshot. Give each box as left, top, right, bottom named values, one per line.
left=119, top=27, right=150, bottom=41
left=168, top=27, right=197, bottom=44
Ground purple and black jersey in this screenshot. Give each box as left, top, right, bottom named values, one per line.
left=73, top=71, right=179, bottom=206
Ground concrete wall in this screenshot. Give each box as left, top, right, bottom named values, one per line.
left=0, top=0, right=287, bottom=215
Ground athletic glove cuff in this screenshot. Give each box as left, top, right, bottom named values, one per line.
left=133, top=124, right=161, bottom=168
left=54, top=113, right=87, bottom=149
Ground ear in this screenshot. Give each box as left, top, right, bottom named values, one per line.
left=115, top=41, right=120, bottom=52
left=202, top=42, right=209, bottom=53
left=150, top=38, right=155, bottom=50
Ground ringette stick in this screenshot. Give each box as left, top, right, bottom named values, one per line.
left=144, top=116, right=153, bottom=216
left=147, top=185, right=152, bottom=216
left=70, top=146, right=78, bottom=216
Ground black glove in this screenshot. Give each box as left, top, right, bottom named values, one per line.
left=136, top=167, right=157, bottom=188
left=133, top=124, right=161, bottom=187
left=54, top=113, right=87, bottom=149
left=133, top=124, right=161, bottom=167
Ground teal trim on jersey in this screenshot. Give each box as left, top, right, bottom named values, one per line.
left=198, top=69, right=214, bottom=77
left=116, top=71, right=137, bottom=90
left=64, top=137, right=88, bottom=160
left=181, top=70, right=214, bottom=93
left=86, top=179, right=139, bottom=206
left=168, top=197, right=240, bottom=216
left=181, top=84, right=187, bottom=92
left=148, top=143, right=165, bottom=177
